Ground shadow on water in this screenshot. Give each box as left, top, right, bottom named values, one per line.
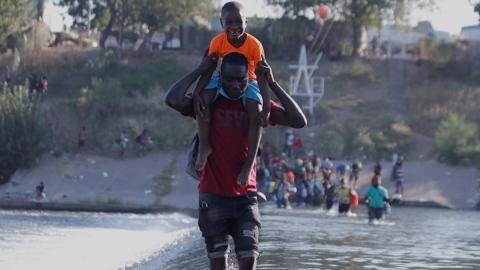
left=146, top=205, right=480, bottom=270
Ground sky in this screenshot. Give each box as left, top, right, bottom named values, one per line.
left=45, top=0, right=479, bottom=34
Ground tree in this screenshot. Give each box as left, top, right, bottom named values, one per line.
left=435, top=113, right=480, bottom=164
left=267, top=0, right=435, bottom=56
left=37, top=0, right=46, bottom=20
left=0, top=86, right=50, bottom=184
left=137, top=0, right=212, bottom=33
left=0, top=0, right=25, bottom=46
left=475, top=3, right=480, bottom=21
left=58, top=0, right=212, bottom=48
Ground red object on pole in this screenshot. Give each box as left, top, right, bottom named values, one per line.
left=317, top=4, right=330, bottom=19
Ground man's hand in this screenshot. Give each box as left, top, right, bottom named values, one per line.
left=197, top=52, right=218, bottom=75
left=194, top=94, right=209, bottom=120
left=255, top=56, right=275, bottom=86
left=194, top=51, right=218, bottom=119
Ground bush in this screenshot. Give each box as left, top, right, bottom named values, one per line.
left=0, top=86, right=50, bottom=184
left=329, top=60, right=375, bottom=82
left=313, top=126, right=344, bottom=158
left=313, top=105, right=333, bottom=124
left=341, top=122, right=412, bottom=160
left=435, top=113, right=480, bottom=164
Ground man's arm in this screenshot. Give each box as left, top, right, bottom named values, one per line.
left=269, top=81, right=307, bottom=128
left=255, top=60, right=307, bottom=128
left=164, top=54, right=217, bottom=115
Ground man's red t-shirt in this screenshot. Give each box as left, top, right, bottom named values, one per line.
left=195, top=97, right=280, bottom=197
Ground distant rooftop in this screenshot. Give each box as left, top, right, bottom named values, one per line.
left=461, top=24, right=480, bottom=31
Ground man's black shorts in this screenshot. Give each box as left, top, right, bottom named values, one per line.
left=198, top=192, right=261, bottom=260
left=339, top=203, right=350, bottom=214
left=368, top=207, right=384, bottom=221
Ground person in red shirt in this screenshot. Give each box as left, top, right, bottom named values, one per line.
left=165, top=52, right=307, bottom=270
left=292, top=135, right=304, bottom=158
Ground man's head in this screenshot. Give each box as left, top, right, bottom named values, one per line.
left=372, top=175, right=381, bottom=187
left=219, top=52, right=248, bottom=99
left=220, top=1, right=247, bottom=41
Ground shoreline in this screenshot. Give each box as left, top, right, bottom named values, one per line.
left=0, top=198, right=467, bottom=215
left=0, top=199, right=198, bottom=217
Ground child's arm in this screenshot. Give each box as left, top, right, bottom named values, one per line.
left=237, top=85, right=264, bottom=186
left=165, top=53, right=217, bottom=115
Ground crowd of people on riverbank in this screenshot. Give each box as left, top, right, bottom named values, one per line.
left=256, top=132, right=405, bottom=222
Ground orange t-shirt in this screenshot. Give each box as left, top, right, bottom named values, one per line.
left=208, top=33, right=264, bottom=81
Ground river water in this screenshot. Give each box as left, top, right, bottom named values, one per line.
left=1, top=206, right=479, bottom=270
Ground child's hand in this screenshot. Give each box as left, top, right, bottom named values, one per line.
left=194, top=95, right=210, bottom=120
left=237, top=165, right=253, bottom=186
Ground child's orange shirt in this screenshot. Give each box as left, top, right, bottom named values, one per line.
left=208, top=32, right=264, bottom=81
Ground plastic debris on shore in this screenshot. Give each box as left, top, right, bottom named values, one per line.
left=144, top=189, right=152, bottom=195
left=102, top=172, right=108, bottom=178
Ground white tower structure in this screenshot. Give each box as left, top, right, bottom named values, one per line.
left=288, top=44, right=325, bottom=116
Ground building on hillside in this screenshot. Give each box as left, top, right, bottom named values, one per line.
left=366, top=23, right=452, bottom=60
left=460, top=25, right=480, bottom=42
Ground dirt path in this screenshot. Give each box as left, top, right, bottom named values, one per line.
left=0, top=153, right=171, bottom=206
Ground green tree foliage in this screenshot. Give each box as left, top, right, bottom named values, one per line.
left=57, top=0, right=212, bottom=48
left=435, top=113, right=480, bottom=164
left=0, top=0, right=25, bottom=45
left=0, top=86, right=50, bottom=184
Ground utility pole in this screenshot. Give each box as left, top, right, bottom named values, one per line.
left=118, top=0, right=126, bottom=58
left=87, top=0, right=92, bottom=36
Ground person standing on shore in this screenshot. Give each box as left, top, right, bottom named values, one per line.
left=392, top=156, right=405, bottom=195
left=78, top=126, right=87, bottom=150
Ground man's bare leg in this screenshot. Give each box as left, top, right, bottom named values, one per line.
left=209, top=257, right=227, bottom=270
left=238, top=257, right=257, bottom=270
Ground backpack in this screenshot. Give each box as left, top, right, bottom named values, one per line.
left=185, top=134, right=201, bottom=180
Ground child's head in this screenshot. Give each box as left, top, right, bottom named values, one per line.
left=220, top=52, right=248, bottom=98
left=220, top=1, right=247, bottom=41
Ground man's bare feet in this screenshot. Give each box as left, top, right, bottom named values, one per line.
left=195, top=145, right=212, bottom=171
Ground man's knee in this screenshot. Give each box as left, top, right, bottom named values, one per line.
left=234, top=222, right=260, bottom=262
left=205, top=235, right=229, bottom=260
